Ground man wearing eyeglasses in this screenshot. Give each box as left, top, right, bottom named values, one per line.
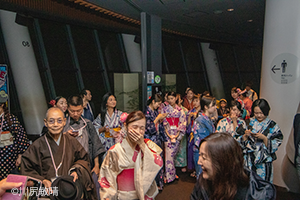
left=64, top=95, right=105, bottom=200
left=20, top=107, right=98, bottom=199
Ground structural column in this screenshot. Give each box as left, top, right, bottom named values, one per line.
left=141, top=13, right=162, bottom=109
left=0, top=10, right=47, bottom=135
left=122, top=34, right=142, bottom=72
left=261, top=0, right=300, bottom=191
left=201, top=43, right=225, bottom=99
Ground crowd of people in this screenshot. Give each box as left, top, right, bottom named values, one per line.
left=0, top=82, right=290, bottom=200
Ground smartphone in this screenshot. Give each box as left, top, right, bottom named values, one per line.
left=72, top=130, right=79, bottom=133
left=2, top=174, right=27, bottom=200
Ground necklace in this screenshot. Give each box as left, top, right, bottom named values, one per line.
left=45, top=134, right=65, bottom=177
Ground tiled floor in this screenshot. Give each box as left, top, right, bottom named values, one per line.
left=156, top=169, right=300, bottom=200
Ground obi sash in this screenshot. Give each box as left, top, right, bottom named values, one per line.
left=0, top=131, right=13, bottom=147
left=166, top=117, right=179, bottom=127
left=105, top=127, right=121, bottom=138
left=117, top=168, right=135, bottom=191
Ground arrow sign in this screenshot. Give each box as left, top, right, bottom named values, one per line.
left=272, top=65, right=280, bottom=74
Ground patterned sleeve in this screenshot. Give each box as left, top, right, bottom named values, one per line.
left=93, top=114, right=102, bottom=135
left=99, top=147, right=119, bottom=199
left=117, top=110, right=123, bottom=127
left=216, top=119, right=226, bottom=133
left=12, top=115, right=30, bottom=155
left=177, top=110, right=187, bottom=134
left=145, top=112, right=157, bottom=137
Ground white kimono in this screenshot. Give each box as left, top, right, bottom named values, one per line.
left=99, top=138, right=163, bottom=200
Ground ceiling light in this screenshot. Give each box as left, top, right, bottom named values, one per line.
left=247, top=19, right=253, bottom=22
left=227, top=8, right=234, bottom=12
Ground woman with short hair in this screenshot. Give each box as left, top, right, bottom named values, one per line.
left=235, top=99, right=283, bottom=182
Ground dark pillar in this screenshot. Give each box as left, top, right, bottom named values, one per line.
left=141, top=12, right=162, bottom=110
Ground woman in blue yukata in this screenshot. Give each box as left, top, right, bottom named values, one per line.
left=216, top=100, right=246, bottom=137
left=235, top=99, right=283, bottom=182
left=193, top=95, right=217, bottom=178
left=144, top=93, right=168, bottom=189
left=93, top=93, right=123, bottom=151
left=186, top=93, right=201, bottom=177
left=161, top=92, right=186, bottom=183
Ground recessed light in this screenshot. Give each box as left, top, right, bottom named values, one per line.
left=227, top=8, right=234, bottom=12
left=247, top=19, right=253, bottom=22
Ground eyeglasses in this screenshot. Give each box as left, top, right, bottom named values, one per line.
left=47, top=119, right=63, bottom=124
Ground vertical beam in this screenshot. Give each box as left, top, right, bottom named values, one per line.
left=178, top=41, right=190, bottom=87
left=197, top=42, right=211, bottom=93
left=66, top=25, right=84, bottom=91
left=33, top=19, right=56, bottom=99
left=141, top=12, right=162, bottom=110
left=0, top=10, right=47, bottom=135
left=232, top=46, right=242, bottom=85
left=117, top=33, right=130, bottom=72
left=93, top=30, right=111, bottom=93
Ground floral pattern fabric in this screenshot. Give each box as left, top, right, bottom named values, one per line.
left=161, top=104, right=186, bottom=183
left=216, top=116, right=246, bottom=136
left=93, top=109, right=123, bottom=151
left=175, top=106, right=188, bottom=167
left=234, top=117, right=283, bottom=182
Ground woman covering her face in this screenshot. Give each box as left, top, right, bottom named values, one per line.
left=216, top=100, right=246, bottom=137
left=161, top=92, right=187, bottom=183
left=99, top=111, right=163, bottom=200
left=191, top=132, right=276, bottom=200
left=234, top=99, right=283, bottom=183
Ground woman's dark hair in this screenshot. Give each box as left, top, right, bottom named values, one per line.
left=230, top=100, right=242, bottom=112
left=125, top=110, right=145, bottom=126
left=187, top=88, right=194, bottom=94
left=231, top=87, right=238, bottom=93
left=167, top=91, right=176, bottom=98
left=192, top=93, right=201, bottom=101
left=54, top=96, right=65, bottom=105
left=200, top=95, right=216, bottom=111
left=100, top=93, right=117, bottom=126
left=198, top=132, right=249, bottom=200
left=147, top=93, right=163, bottom=106
left=251, top=99, right=270, bottom=117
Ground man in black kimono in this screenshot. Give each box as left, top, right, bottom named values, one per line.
left=20, top=108, right=91, bottom=191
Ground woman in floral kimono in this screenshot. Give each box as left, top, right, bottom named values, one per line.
left=174, top=94, right=188, bottom=172
left=93, top=93, right=123, bottom=151
left=193, top=95, right=216, bottom=178
left=99, top=111, right=163, bottom=200
left=144, top=93, right=167, bottom=190
left=216, top=100, right=246, bottom=137
left=235, top=99, right=283, bottom=182
left=186, top=94, right=201, bottom=177
left=0, top=96, right=30, bottom=180
left=161, top=92, right=186, bottom=183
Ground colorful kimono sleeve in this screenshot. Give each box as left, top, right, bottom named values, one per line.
left=99, top=148, right=119, bottom=200
left=177, top=110, right=187, bottom=133
left=145, top=113, right=158, bottom=137
left=237, top=121, right=283, bottom=164
left=14, top=123, right=30, bottom=155
left=216, top=118, right=227, bottom=133
left=93, top=114, right=102, bottom=135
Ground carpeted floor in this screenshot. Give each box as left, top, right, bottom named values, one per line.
left=156, top=168, right=300, bottom=200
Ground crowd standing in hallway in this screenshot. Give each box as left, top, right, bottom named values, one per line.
left=0, top=82, right=286, bottom=200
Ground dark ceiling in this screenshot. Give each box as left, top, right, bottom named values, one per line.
left=88, top=0, right=266, bottom=45
left=0, top=0, right=265, bottom=46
